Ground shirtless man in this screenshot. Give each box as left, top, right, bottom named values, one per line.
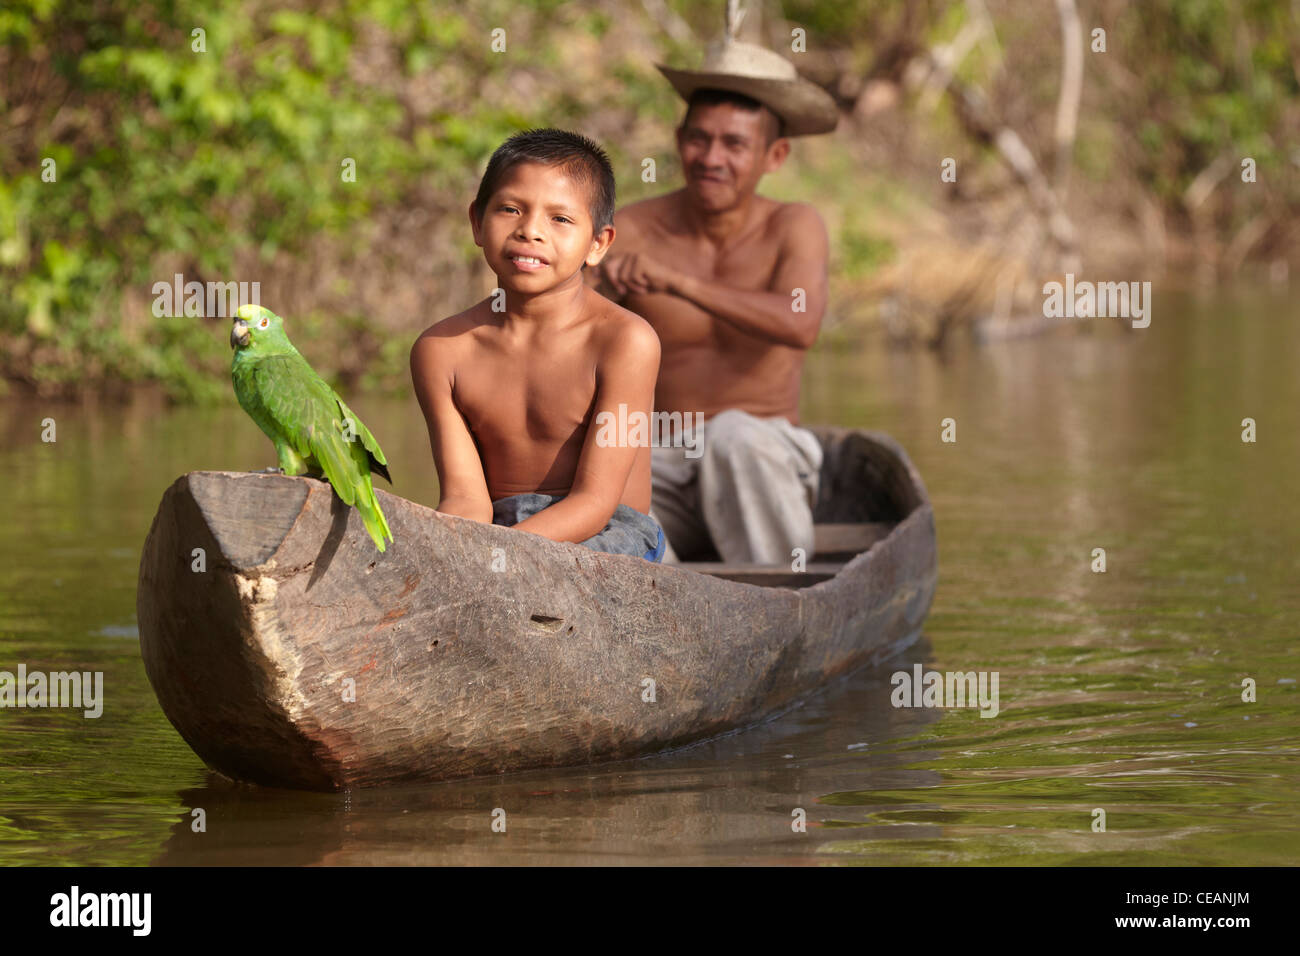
left=411, top=128, right=665, bottom=561
left=589, top=39, right=840, bottom=564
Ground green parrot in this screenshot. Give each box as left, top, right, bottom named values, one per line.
left=230, top=304, right=393, bottom=552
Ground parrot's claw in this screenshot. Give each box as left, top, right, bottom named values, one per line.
left=253, top=467, right=285, bottom=474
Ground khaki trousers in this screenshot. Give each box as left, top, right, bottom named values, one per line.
left=650, top=409, right=822, bottom=565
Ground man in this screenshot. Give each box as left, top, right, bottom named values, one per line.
left=589, top=35, right=839, bottom=565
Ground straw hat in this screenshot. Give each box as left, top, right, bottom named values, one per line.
left=655, top=2, right=839, bottom=137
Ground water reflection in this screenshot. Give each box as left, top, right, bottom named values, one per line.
left=154, top=640, right=943, bottom=865
left=2, top=286, right=1298, bottom=865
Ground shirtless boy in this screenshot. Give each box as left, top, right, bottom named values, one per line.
left=410, top=128, right=665, bottom=561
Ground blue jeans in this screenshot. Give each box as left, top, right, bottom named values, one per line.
left=492, top=493, right=666, bottom=562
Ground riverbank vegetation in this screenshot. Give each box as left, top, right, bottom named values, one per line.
left=3, top=0, right=1296, bottom=400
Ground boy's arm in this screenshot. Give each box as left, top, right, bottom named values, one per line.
left=513, top=316, right=660, bottom=543
left=410, top=332, right=493, bottom=523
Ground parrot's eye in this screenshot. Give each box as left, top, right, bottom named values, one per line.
left=259, top=318, right=269, bottom=329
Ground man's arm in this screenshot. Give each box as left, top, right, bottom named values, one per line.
left=607, top=204, right=829, bottom=349
left=512, top=315, right=660, bottom=543
left=409, top=331, right=493, bottom=523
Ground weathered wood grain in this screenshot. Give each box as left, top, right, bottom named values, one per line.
left=136, top=428, right=937, bottom=790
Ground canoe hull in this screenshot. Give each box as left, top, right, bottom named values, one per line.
left=137, top=429, right=936, bottom=790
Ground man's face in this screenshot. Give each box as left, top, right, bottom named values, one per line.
left=676, top=102, right=788, bottom=212
left=470, top=161, right=611, bottom=289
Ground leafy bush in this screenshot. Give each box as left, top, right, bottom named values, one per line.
left=0, top=0, right=592, bottom=400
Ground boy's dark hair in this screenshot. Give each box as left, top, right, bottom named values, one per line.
left=473, top=128, right=616, bottom=235
left=683, top=88, right=785, bottom=146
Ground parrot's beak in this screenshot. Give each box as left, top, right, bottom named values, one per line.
left=230, top=319, right=250, bottom=350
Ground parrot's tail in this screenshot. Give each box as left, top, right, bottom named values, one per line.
left=356, top=480, right=393, bottom=553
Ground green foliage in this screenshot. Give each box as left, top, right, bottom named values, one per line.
left=1115, top=0, right=1298, bottom=203
left=839, top=228, right=896, bottom=279
left=1, top=0, right=1295, bottom=399
left=0, top=0, right=583, bottom=400
left=781, top=0, right=943, bottom=43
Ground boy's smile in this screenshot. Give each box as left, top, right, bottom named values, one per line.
left=505, top=249, right=549, bottom=271
left=471, top=162, right=611, bottom=287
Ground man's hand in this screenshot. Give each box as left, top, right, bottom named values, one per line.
left=603, top=252, right=681, bottom=298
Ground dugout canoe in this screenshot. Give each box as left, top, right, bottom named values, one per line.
left=136, top=427, right=937, bottom=791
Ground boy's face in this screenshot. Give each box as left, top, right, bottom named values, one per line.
left=470, top=162, right=613, bottom=290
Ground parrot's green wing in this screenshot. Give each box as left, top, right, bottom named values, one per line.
left=337, top=395, right=390, bottom=481
left=239, top=352, right=392, bottom=546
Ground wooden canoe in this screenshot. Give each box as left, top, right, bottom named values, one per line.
left=136, top=427, right=937, bottom=791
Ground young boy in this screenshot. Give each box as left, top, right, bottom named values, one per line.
left=411, top=128, right=665, bottom=561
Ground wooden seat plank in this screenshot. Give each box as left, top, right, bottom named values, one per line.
left=673, top=561, right=844, bottom=589
left=813, top=522, right=894, bottom=559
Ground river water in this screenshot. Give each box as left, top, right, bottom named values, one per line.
left=1, top=285, right=1296, bottom=864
